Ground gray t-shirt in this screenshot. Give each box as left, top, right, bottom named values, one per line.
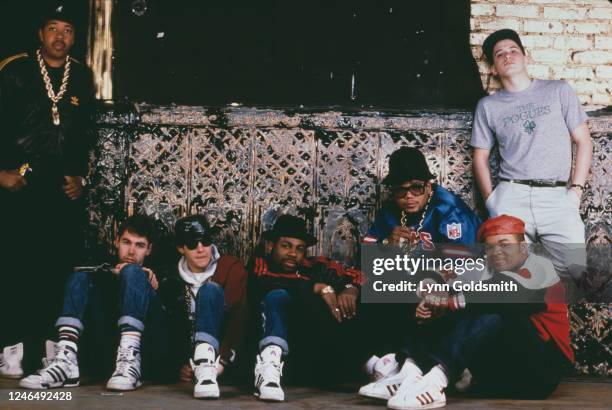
left=471, top=79, right=587, bottom=181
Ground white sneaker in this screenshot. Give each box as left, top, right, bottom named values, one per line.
left=454, top=369, right=472, bottom=392
left=106, top=345, right=142, bottom=391
left=365, top=353, right=399, bottom=381
left=359, top=360, right=422, bottom=401
left=19, top=342, right=79, bottom=389
left=0, top=343, right=24, bottom=379
left=254, top=355, right=284, bottom=402
left=191, top=343, right=220, bottom=399
left=387, top=376, right=446, bottom=410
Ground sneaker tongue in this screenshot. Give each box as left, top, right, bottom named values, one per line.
left=194, top=343, right=216, bottom=362
left=260, top=345, right=282, bottom=363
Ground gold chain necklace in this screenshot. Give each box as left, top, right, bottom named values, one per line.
left=36, top=49, right=71, bottom=126
left=400, top=189, right=434, bottom=255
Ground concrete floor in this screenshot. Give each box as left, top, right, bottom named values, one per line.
left=1, top=379, right=611, bottom=409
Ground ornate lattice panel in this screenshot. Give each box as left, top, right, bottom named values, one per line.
left=442, top=131, right=478, bottom=210
left=126, top=125, right=190, bottom=229
left=91, top=106, right=611, bottom=376
left=87, top=126, right=129, bottom=256
left=189, top=127, right=253, bottom=258
left=251, top=128, right=317, bottom=250
left=315, top=130, right=380, bottom=264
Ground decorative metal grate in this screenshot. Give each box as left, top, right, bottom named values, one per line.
left=88, top=105, right=611, bottom=376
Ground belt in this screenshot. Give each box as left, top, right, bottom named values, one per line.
left=499, top=178, right=567, bottom=187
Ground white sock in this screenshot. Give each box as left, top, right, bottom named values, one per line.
left=425, top=365, right=448, bottom=390
left=57, top=340, right=78, bottom=351
left=119, top=331, right=141, bottom=348
left=399, top=358, right=423, bottom=378
left=260, top=345, right=282, bottom=363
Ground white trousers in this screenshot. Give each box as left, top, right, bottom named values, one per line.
left=486, top=181, right=586, bottom=281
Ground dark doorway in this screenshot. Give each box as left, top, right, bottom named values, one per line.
left=113, top=0, right=485, bottom=108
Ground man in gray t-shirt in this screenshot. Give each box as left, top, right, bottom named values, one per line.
left=470, top=29, right=592, bottom=282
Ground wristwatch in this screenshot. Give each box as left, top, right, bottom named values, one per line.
left=345, top=283, right=357, bottom=290
left=321, top=285, right=335, bottom=294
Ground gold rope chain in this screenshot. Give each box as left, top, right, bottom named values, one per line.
left=400, top=189, right=434, bottom=255
left=36, top=49, right=71, bottom=126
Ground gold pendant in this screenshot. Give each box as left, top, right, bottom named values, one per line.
left=52, top=103, right=60, bottom=126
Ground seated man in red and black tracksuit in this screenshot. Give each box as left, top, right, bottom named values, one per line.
left=248, top=214, right=362, bottom=402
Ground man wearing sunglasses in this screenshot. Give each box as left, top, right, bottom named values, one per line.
left=359, top=147, right=481, bottom=402
left=20, top=214, right=168, bottom=391
left=158, top=215, right=248, bottom=399
left=364, top=147, right=480, bottom=249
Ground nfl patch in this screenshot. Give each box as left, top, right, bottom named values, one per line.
left=446, top=223, right=462, bottom=240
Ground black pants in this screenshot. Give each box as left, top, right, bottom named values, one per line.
left=0, top=182, right=86, bottom=371
left=249, top=285, right=367, bottom=384
left=469, top=315, right=568, bottom=399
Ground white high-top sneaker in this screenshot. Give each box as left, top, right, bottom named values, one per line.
left=191, top=343, right=220, bottom=399
left=365, top=353, right=399, bottom=381
left=359, top=360, right=422, bottom=401
left=254, top=345, right=284, bottom=402
left=106, top=344, right=142, bottom=391
left=387, top=370, right=446, bottom=410
left=0, top=343, right=24, bottom=379
left=19, top=342, right=79, bottom=389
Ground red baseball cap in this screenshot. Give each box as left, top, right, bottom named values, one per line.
left=477, top=215, right=525, bottom=242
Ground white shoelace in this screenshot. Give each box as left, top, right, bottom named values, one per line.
left=38, top=348, right=74, bottom=382
left=113, top=346, right=140, bottom=377
left=260, top=361, right=282, bottom=385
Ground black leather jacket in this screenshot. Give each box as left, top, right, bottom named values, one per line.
left=0, top=50, right=95, bottom=184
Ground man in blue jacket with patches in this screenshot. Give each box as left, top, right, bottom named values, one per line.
left=360, top=147, right=481, bottom=393
left=364, top=147, right=480, bottom=251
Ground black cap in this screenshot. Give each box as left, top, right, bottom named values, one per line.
left=262, top=214, right=317, bottom=247
left=382, top=147, right=435, bottom=186
left=483, top=29, right=525, bottom=64
left=174, top=215, right=213, bottom=247
left=39, top=2, right=79, bottom=28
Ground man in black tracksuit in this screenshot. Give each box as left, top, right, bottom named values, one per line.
left=248, top=214, right=363, bottom=401
left=0, top=3, right=95, bottom=375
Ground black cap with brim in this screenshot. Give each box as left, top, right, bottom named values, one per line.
left=262, top=214, right=317, bottom=247
left=174, top=216, right=214, bottom=246
left=39, top=3, right=79, bottom=28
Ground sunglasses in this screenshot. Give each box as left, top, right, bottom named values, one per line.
left=391, top=183, right=427, bottom=198
left=182, top=236, right=212, bottom=250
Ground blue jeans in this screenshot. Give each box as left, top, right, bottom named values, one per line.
left=56, top=264, right=164, bottom=333
left=193, top=281, right=225, bottom=352
left=400, top=313, right=503, bottom=380
left=54, top=264, right=170, bottom=379
left=258, top=289, right=291, bottom=354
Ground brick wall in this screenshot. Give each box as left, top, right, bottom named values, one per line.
left=470, top=0, right=612, bottom=109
